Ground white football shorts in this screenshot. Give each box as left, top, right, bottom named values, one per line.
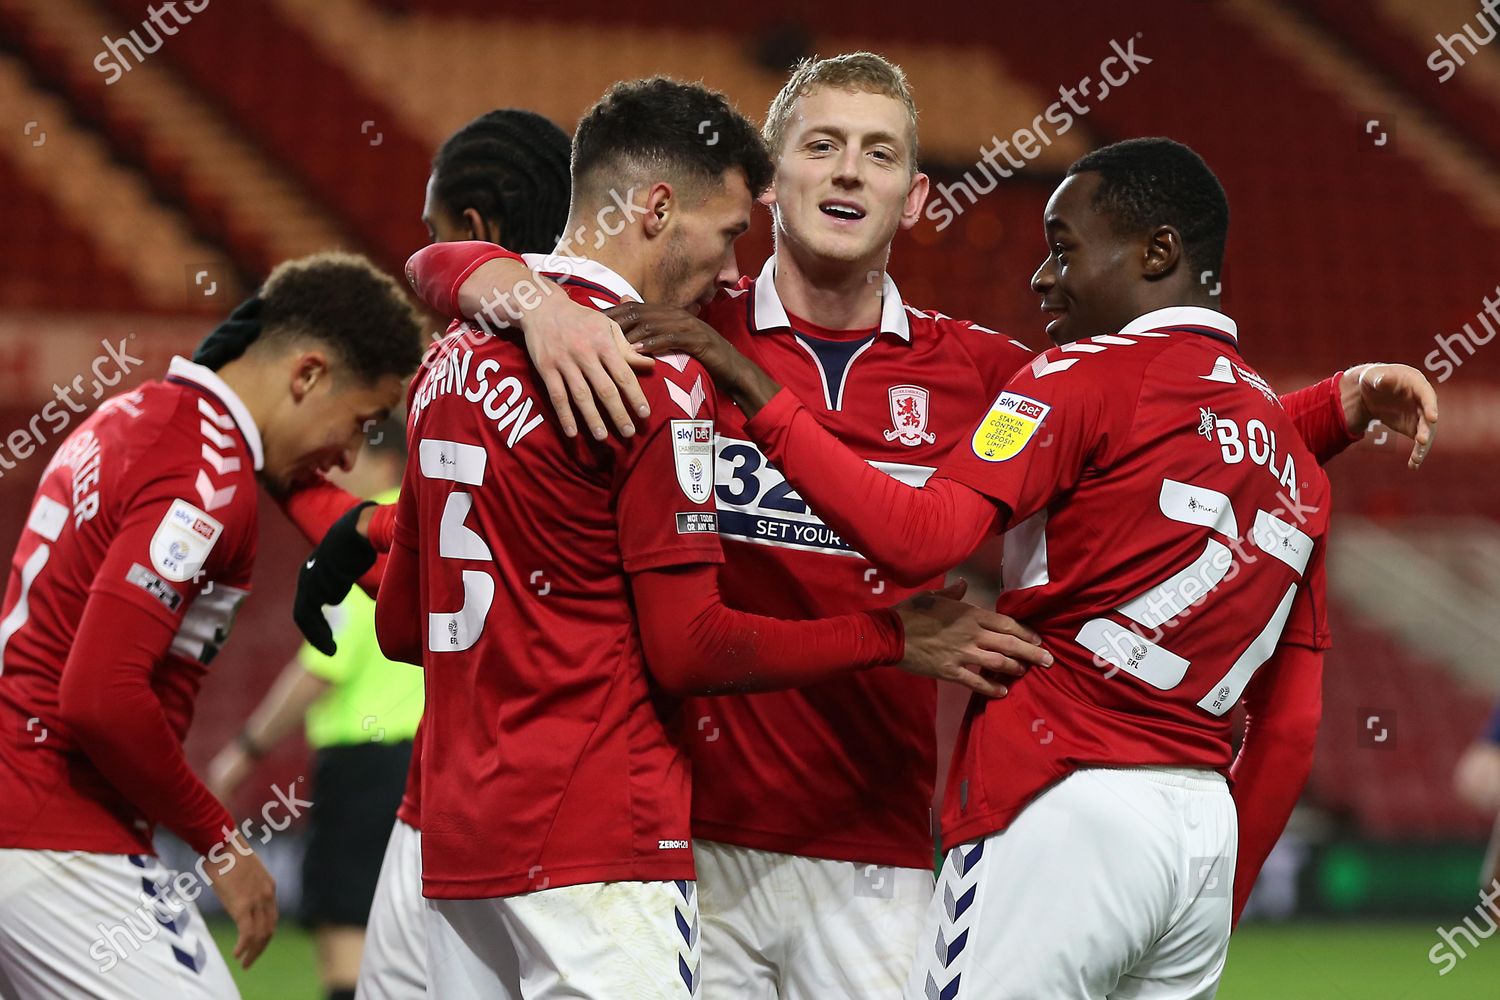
left=0, top=847, right=238, bottom=999
left=355, top=817, right=426, bottom=1000
left=695, top=839, right=933, bottom=999
left=426, top=877, right=701, bottom=999
left=906, top=767, right=1237, bottom=1000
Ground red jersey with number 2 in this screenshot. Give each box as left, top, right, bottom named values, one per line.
left=937, top=308, right=1331, bottom=847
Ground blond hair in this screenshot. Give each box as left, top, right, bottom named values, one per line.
left=763, top=52, right=919, bottom=172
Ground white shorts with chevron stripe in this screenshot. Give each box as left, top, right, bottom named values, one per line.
left=0, top=848, right=238, bottom=999
left=426, top=878, right=701, bottom=999
left=907, top=767, right=1236, bottom=1000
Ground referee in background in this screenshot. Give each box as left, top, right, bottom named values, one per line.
left=209, top=425, right=419, bottom=1000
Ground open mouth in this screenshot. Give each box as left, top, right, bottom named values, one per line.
left=819, top=200, right=866, bottom=222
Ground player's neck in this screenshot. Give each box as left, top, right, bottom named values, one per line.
left=771, top=243, right=888, bottom=331
left=211, top=359, right=273, bottom=438
left=554, top=225, right=648, bottom=300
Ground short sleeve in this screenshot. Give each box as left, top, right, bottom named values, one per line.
left=615, top=360, right=725, bottom=574
left=940, top=351, right=1127, bottom=529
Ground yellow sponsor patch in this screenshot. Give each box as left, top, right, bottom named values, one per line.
left=971, top=392, right=1051, bottom=462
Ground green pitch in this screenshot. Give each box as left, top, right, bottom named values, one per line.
left=210, top=919, right=1500, bottom=999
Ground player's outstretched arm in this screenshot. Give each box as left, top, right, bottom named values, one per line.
left=612, top=302, right=783, bottom=416
left=632, top=567, right=1048, bottom=698
left=293, top=501, right=379, bottom=655
left=279, top=477, right=387, bottom=596
left=1343, top=363, right=1438, bottom=470
left=406, top=241, right=653, bottom=441
left=615, top=303, right=1000, bottom=585
left=1280, top=365, right=1438, bottom=469
left=1227, top=641, right=1324, bottom=927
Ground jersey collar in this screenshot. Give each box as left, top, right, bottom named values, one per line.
left=1117, top=305, right=1238, bottom=346
left=750, top=254, right=911, bottom=342
left=523, top=252, right=644, bottom=307
left=167, top=356, right=265, bottom=471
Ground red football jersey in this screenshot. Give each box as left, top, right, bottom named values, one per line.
left=687, top=256, right=1034, bottom=869
left=393, top=255, right=722, bottom=899
left=0, top=358, right=258, bottom=853
left=937, top=307, right=1331, bottom=846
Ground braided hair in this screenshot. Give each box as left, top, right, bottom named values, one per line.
left=431, top=108, right=572, bottom=254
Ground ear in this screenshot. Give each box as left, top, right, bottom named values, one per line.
left=642, top=182, right=675, bottom=239
left=290, top=351, right=331, bottom=402
left=1143, top=225, right=1182, bottom=280
left=758, top=180, right=778, bottom=209
left=899, top=172, right=931, bottom=231
left=463, top=208, right=501, bottom=245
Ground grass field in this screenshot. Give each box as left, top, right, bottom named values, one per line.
left=209, top=917, right=1500, bottom=999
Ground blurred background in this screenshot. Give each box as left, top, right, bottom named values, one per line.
left=2, top=0, right=1498, bottom=996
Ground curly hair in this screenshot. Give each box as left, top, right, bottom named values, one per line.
left=254, top=251, right=425, bottom=383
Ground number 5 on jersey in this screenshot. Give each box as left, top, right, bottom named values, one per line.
left=419, top=438, right=494, bottom=653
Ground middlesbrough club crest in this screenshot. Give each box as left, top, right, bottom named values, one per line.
left=884, top=385, right=935, bottom=447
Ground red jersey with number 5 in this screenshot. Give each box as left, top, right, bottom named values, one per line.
left=391, top=254, right=722, bottom=899
left=937, top=307, right=1331, bottom=847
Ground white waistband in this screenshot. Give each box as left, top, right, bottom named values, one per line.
left=1088, top=765, right=1227, bottom=791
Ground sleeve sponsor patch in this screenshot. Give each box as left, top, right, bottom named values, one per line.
left=670, top=420, right=714, bottom=503
left=149, top=499, right=223, bottom=583
left=971, top=392, right=1051, bottom=463
left=126, top=562, right=183, bottom=613
left=675, top=512, right=718, bottom=535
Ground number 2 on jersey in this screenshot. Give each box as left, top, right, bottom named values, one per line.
left=1075, top=477, right=1314, bottom=717
left=419, top=439, right=495, bottom=653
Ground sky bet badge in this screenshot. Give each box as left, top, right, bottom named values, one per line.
left=972, top=392, right=1050, bottom=462
left=671, top=420, right=714, bottom=503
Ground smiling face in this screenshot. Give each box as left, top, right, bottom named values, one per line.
left=766, top=86, right=928, bottom=272
left=260, top=353, right=406, bottom=492
left=1031, top=172, right=1150, bottom=346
